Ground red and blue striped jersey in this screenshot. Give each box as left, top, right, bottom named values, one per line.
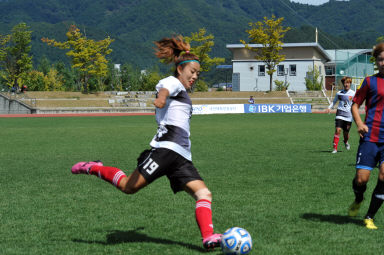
left=353, top=74, right=384, bottom=142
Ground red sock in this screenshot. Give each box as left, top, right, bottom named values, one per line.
left=195, top=199, right=214, bottom=239
left=333, top=134, right=339, bottom=150
left=89, top=165, right=126, bottom=187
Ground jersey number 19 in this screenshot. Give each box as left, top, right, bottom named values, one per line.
left=143, top=158, right=159, bottom=175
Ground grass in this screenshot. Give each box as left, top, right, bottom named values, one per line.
left=0, top=113, right=383, bottom=255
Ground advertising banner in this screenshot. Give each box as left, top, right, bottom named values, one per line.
left=192, top=104, right=311, bottom=115
left=192, top=104, right=244, bottom=115
left=244, top=104, right=311, bottom=113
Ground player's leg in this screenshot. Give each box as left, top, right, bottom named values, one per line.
left=349, top=169, right=370, bottom=216
left=363, top=147, right=384, bottom=229
left=364, top=172, right=384, bottom=230
left=343, top=121, right=352, bottom=150
left=184, top=180, right=221, bottom=250
left=71, top=161, right=127, bottom=187
left=71, top=161, right=148, bottom=194
left=349, top=141, right=376, bottom=217
left=332, top=122, right=342, bottom=153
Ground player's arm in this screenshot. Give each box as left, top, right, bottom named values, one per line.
left=351, top=102, right=368, bottom=138
left=326, top=94, right=338, bottom=113
left=153, top=88, right=170, bottom=108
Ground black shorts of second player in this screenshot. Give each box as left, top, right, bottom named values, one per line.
left=335, top=119, right=352, bottom=132
left=356, top=140, right=384, bottom=170
left=137, top=148, right=203, bottom=193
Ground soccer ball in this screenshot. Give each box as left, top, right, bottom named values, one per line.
left=221, top=227, right=252, bottom=255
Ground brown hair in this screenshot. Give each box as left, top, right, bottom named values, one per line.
left=154, top=36, right=199, bottom=76
left=341, top=76, right=352, bottom=85
left=373, top=42, right=384, bottom=59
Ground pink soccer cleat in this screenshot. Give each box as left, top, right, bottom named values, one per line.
left=203, top=233, right=222, bottom=250
left=71, top=160, right=103, bottom=174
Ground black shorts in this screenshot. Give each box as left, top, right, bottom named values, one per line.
left=335, top=119, right=352, bottom=132
left=137, top=148, right=203, bottom=193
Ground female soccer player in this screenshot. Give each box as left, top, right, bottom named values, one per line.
left=348, top=42, right=384, bottom=229
left=71, top=36, right=222, bottom=249
left=327, top=76, right=355, bottom=153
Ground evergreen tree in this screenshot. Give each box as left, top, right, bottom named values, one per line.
left=0, top=23, right=33, bottom=90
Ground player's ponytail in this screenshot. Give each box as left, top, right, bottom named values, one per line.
left=154, top=36, right=200, bottom=77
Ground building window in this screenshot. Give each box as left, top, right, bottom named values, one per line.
left=325, top=66, right=335, bottom=76
left=277, top=65, right=284, bottom=76
left=258, top=65, right=265, bottom=76
left=289, top=65, right=296, bottom=76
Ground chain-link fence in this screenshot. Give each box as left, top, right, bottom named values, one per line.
left=334, top=49, right=374, bottom=91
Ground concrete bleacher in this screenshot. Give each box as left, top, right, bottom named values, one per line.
left=288, top=91, right=330, bottom=111
left=5, top=91, right=156, bottom=114
left=1, top=90, right=334, bottom=114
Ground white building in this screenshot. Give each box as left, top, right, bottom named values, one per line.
left=226, top=43, right=373, bottom=91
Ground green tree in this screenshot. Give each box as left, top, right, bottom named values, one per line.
left=0, top=23, right=33, bottom=89
left=37, top=55, right=51, bottom=75
left=118, top=64, right=139, bottom=91
left=184, top=28, right=224, bottom=91
left=305, top=66, right=323, bottom=91
left=105, top=63, right=123, bottom=91
left=42, top=25, right=114, bottom=92
left=184, top=28, right=225, bottom=73
left=0, top=33, right=10, bottom=62
left=55, top=61, right=78, bottom=91
left=274, top=79, right=290, bottom=91
left=241, top=15, right=290, bottom=92
left=23, top=70, right=45, bottom=91
left=137, top=68, right=162, bottom=91
left=194, top=79, right=209, bottom=92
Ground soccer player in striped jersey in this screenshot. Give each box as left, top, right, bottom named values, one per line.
left=327, top=76, right=355, bottom=153
left=71, top=36, right=222, bottom=249
left=348, top=42, right=384, bottom=229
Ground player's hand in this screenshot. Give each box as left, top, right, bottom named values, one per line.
left=153, top=88, right=169, bottom=109
left=326, top=108, right=331, bottom=113
left=357, top=123, right=369, bottom=138
left=153, top=98, right=166, bottom=108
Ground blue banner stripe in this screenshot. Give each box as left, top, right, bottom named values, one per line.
left=244, top=104, right=311, bottom=113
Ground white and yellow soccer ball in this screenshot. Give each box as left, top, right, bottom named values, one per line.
left=221, top=227, right=252, bottom=255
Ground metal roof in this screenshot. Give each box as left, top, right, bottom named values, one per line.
left=324, top=49, right=372, bottom=62
left=226, top=42, right=332, bottom=61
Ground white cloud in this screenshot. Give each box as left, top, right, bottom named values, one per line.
left=290, top=0, right=349, bottom=5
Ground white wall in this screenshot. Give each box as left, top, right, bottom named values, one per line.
left=233, top=60, right=325, bottom=91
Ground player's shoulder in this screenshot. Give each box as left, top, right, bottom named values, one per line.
left=158, top=76, right=180, bottom=86
left=157, top=76, right=184, bottom=92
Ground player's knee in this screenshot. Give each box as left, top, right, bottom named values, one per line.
left=373, top=179, right=384, bottom=195
left=122, top=184, right=140, bottom=194
left=355, top=176, right=369, bottom=185
left=194, top=188, right=212, bottom=201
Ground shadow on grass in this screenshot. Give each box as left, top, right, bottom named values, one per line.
left=312, top=150, right=344, bottom=153
left=301, top=213, right=363, bottom=226
left=72, top=227, right=205, bottom=252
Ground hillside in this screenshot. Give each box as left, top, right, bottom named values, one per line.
left=0, top=0, right=382, bottom=69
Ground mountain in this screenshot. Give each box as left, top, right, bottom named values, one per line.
left=0, top=0, right=382, bottom=69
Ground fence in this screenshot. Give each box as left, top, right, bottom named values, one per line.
left=334, top=49, right=374, bottom=90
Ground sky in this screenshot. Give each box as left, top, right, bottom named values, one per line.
left=290, top=0, right=330, bottom=5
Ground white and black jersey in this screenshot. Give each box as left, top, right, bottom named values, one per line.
left=328, top=89, right=355, bottom=122
left=150, top=76, right=193, bottom=161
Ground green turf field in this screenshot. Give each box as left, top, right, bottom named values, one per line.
left=1, top=113, right=383, bottom=255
